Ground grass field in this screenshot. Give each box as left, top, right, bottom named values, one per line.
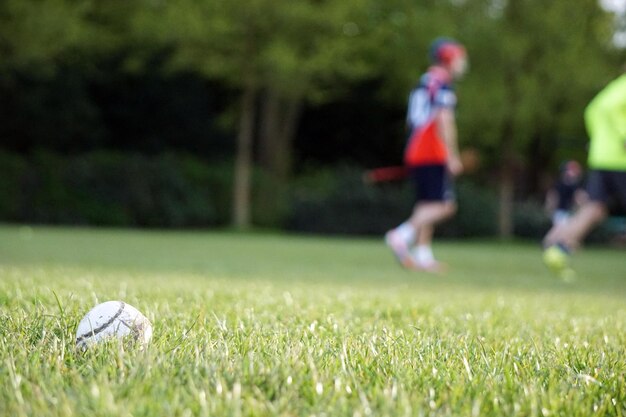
left=1, top=225, right=625, bottom=417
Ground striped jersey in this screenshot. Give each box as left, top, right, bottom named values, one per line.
left=404, top=66, right=456, bottom=166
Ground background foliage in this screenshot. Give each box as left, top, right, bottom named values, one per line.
left=0, top=0, right=625, bottom=236
left=3, top=150, right=610, bottom=240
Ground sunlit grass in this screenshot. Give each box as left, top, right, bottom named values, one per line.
left=1, top=225, right=625, bottom=416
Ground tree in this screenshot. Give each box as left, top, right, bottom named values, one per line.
left=131, top=0, right=382, bottom=228
left=451, top=0, right=617, bottom=237
left=0, top=0, right=132, bottom=152
left=354, top=0, right=619, bottom=237
left=0, top=0, right=86, bottom=76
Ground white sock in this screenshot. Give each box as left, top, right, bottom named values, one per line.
left=395, top=222, right=416, bottom=246
left=414, top=245, right=434, bottom=264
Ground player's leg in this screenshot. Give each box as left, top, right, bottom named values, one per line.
left=385, top=201, right=454, bottom=270
left=385, top=164, right=456, bottom=271
left=415, top=224, right=434, bottom=265
left=543, top=201, right=606, bottom=281
left=408, top=201, right=456, bottom=272
left=385, top=219, right=418, bottom=268
left=560, top=170, right=626, bottom=246
left=552, top=209, right=570, bottom=227
left=543, top=170, right=620, bottom=278
left=384, top=166, right=428, bottom=269
left=545, top=202, right=607, bottom=249
left=544, top=170, right=614, bottom=248
left=409, top=165, right=456, bottom=271
left=409, top=200, right=457, bottom=229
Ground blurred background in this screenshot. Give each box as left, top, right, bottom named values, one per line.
left=1, top=0, right=625, bottom=241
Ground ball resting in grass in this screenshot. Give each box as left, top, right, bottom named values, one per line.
left=76, top=301, right=152, bottom=349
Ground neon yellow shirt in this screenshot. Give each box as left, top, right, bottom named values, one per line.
left=584, top=73, right=626, bottom=171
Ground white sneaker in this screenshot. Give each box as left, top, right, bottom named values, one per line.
left=385, top=230, right=417, bottom=269
left=411, top=247, right=447, bottom=274
left=415, top=259, right=447, bottom=274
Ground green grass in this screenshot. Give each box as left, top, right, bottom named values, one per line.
left=1, top=225, right=625, bottom=417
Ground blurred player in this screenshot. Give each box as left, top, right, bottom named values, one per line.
left=544, top=160, right=586, bottom=226
left=543, top=70, right=626, bottom=279
left=385, top=37, right=467, bottom=272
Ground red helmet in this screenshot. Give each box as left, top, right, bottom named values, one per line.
left=429, top=38, right=466, bottom=66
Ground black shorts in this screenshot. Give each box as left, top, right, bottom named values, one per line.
left=409, top=164, right=455, bottom=202
left=586, top=170, right=626, bottom=214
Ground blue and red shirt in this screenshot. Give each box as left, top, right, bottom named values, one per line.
left=404, top=66, right=456, bottom=166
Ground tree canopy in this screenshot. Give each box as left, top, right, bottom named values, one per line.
left=1, top=0, right=624, bottom=231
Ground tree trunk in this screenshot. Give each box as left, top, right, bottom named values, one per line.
left=256, top=89, right=303, bottom=226
left=498, top=163, right=515, bottom=238
left=498, top=120, right=516, bottom=238
left=259, top=89, right=302, bottom=181
left=232, top=86, right=257, bottom=229
left=526, top=133, right=553, bottom=197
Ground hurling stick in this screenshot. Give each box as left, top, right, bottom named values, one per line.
left=362, top=165, right=409, bottom=184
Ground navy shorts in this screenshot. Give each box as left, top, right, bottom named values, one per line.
left=409, top=164, right=455, bottom=202
left=586, top=170, right=626, bottom=214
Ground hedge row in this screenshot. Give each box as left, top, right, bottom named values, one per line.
left=4, top=150, right=617, bottom=241
left=288, top=167, right=503, bottom=237
left=0, top=151, right=226, bottom=227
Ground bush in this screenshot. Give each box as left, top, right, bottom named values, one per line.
left=0, top=152, right=29, bottom=220
left=288, top=167, right=412, bottom=235
left=0, top=151, right=219, bottom=227
left=439, top=180, right=499, bottom=238
left=0, top=150, right=299, bottom=229
left=2, top=152, right=618, bottom=243
left=288, top=166, right=500, bottom=237
left=513, top=200, right=552, bottom=239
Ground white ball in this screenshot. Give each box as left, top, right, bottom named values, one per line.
left=76, top=301, right=152, bottom=349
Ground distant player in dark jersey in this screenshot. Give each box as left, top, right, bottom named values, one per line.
left=544, top=160, right=586, bottom=226
left=385, top=38, right=468, bottom=272
left=543, top=70, right=626, bottom=280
